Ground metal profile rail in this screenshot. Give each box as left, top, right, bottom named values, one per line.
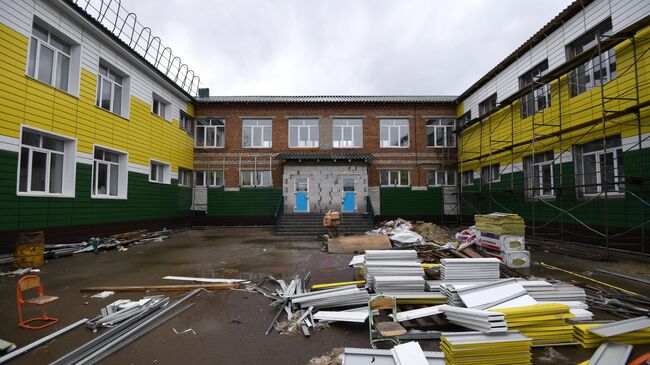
left=51, top=289, right=202, bottom=364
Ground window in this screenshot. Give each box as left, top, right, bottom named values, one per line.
left=427, top=170, right=456, bottom=186
left=195, top=170, right=224, bottom=187
left=479, top=94, right=497, bottom=117
left=333, top=119, right=362, bottom=148
left=242, top=119, right=272, bottom=148
left=380, top=119, right=409, bottom=147
left=27, top=23, right=72, bottom=92
left=520, top=60, right=550, bottom=118
left=196, top=119, right=225, bottom=147
left=568, top=19, right=616, bottom=97
left=240, top=170, right=271, bottom=187
left=574, top=135, right=624, bottom=196
left=18, top=129, right=74, bottom=196
left=149, top=160, right=171, bottom=184
left=524, top=151, right=554, bottom=199
left=458, top=112, right=472, bottom=127
left=96, top=63, right=124, bottom=116
left=180, top=111, right=194, bottom=136
left=426, top=119, right=456, bottom=147
left=152, top=94, right=170, bottom=120
left=178, top=168, right=191, bottom=187
left=462, top=170, right=474, bottom=186
left=92, top=147, right=127, bottom=198
left=481, top=164, right=500, bottom=183
left=289, top=119, right=319, bottom=148
left=380, top=170, right=410, bottom=187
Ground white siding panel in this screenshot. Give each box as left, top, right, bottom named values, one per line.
left=0, top=0, right=33, bottom=37
left=612, top=0, right=650, bottom=31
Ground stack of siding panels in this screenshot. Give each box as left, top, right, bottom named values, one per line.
left=363, top=250, right=424, bottom=288
left=290, top=285, right=370, bottom=309
left=440, top=258, right=500, bottom=281
left=439, top=305, right=507, bottom=333
left=489, top=303, right=575, bottom=345
left=441, top=331, right=532, bottom=365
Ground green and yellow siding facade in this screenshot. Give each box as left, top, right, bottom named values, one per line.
left=0, top=1, right=195, bottom=249
left=457, top=14, right=650, bottom=251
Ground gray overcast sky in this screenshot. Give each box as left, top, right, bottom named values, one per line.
left=121, top=0, right=573, bottom=96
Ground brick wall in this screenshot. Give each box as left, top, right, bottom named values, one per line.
left=194, top=102, right=457, bottom=188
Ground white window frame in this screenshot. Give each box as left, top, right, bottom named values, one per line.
left=479, top=94, right=497, bottom=116
left=462, top=170, right=474, bottom=186
left=180, top=111, right=194, bottom=136
left=519, top=60, right=550, bottom=119
left=576, top=137, right=625, bottom=197
left=380, top=119, right=409, bottom=148
left=240, top=170, right=272, bottom=187
left=568, top=19, right=616, bottom=97
left=524, top=151, right=555, bottom=199
left=195, top=119, right=225, bottom=148
left=178, top=167, right=191, bottom=187
left=332, top=118, right=363, bottom=148
left=194, top=170, right=224, bottom=187
left=379, top=170, right=410, bottom=187
left=288, top=119, right=319, bottom=148
left=96, top=62, right=127, bottom=117
left=242, top=119, right=272, bottom=148
left=26, top=22, right=73, bottom=93
left=152, top=93, right=171, bottom=121
left=149, top=159, right=171, bottom=184
left=17, top=126, right=76, bottom=198
left=91, top=145, right=128, bottom=199
left=427, top=169, right=456, bottom=187
left=481, top=164, right=500, bottom=183
left=426, top=119, right=456, bottom=148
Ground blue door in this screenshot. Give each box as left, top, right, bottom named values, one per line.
left=295, top=177, right=309, bottom=212
left=342, top=177, right=356, bottom=213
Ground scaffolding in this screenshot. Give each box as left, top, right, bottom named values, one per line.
left=457, top=16, right=650, bottom=255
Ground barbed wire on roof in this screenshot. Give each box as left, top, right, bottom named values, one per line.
left=71, top=0, right=201, bottom=96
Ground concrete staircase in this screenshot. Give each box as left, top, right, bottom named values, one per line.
left=275, top=213, right=374, bottom=236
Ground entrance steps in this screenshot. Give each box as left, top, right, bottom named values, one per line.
left=275, top=213, right=374, bottom=236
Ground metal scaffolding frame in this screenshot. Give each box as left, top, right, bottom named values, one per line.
left=457, top=17, right=650, bottom=255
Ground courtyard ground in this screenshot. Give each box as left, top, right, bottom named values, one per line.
left=0, top=227, right=648, bottom=364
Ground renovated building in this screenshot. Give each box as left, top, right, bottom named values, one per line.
left=0, top=0, right=648, bottom=253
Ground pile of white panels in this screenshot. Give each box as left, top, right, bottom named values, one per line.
left=363, top=250, right=424, bottom=288
left=290, top=285, right=370, bottom=309
left=439, top=305, right=508, bottom=333
left=527, top=283, right=587, bottom=302
left=374, top=276, right=425, bottom=292
left=440, top=258, right=501, bottom=281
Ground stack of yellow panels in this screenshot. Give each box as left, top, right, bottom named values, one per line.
left=441, top=331, right=532, bottom=365
left=573, top=323, right=650, bottom=348
left=489, top=303, right=575, bottom=345
left=475, top=213, right=525, bottom=235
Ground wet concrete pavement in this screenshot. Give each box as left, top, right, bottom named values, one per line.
left=0, top=227, right=648, bottom=364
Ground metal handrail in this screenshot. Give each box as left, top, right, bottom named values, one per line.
left=366, top=196, right=376, bottom=225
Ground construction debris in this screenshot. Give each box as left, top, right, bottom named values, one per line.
left=162, top=275, right=248, bottom=284
left=440, top=258, right=500, bottom=281
left=587, top=341, right=633, bottom=365
left=87, top=296, right=169, bottom=330
left=439, top=305, right=507, bottom=333
left=327, top=235, right=391, bottom=254
left=80, top=283, right=238, bottom=292
left=340, top=347, right=444, bottom=365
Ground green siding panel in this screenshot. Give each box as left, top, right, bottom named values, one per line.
left=0, top=149, right=192, bottom=232
left=380, top=187, right=443, bottom=216
left=459, top=147, right=650, bottom=232
left=207, top=187, right=282, bottom=217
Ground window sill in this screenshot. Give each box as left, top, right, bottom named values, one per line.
left=91, top=194, right=128, bottom=200
left=151, top=112, right=171, bottom=123
left=95, top=105, right=129, bottom=121
left=288, top=145, right=320, bottom=149
left=242, top=146, right=273, bottom=149
left=148, top=179, right=171, bottom=185
left=380, top=185, right=410, bottom=188
left=17, top=192, right=75, bottom=198
left=580, top=192, right=625, bottom=199
left=25, top=74, right=80, bottom=99
left=333, top=146, right=363, bottom=149
left=380, top=146, right=410, bottom=149
left=427, top=146, right=455, bottom=149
